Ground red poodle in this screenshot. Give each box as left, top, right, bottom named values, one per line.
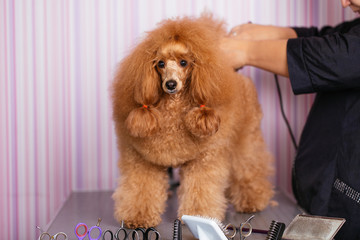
left=111, top=15, right=274, bottom=228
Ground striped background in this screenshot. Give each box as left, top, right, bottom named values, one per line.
left=1, top=0, right=357, bottom=239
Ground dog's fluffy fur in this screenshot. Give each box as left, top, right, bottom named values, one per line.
left=112, top=15, right=274, bottom=228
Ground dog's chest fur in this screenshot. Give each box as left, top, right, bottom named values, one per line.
left=140, top=95, right=200, bottom=167
left=159, top=95, right=189, bottom=132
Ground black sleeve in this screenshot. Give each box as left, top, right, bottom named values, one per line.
left=287, top=18, right=360, bottom=94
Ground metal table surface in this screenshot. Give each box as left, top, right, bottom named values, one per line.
left=46, top=190, right=302, bottom=240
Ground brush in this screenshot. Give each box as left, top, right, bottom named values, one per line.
left=181, top=215, right=229, bottom=240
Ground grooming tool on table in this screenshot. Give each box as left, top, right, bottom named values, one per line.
left=36, top=226, right=68, bottom=240
left=173, top=218, right=182, bottom=240
left=265, top=220, right=285, bottom=240
left=238, top=215, right=255, bottom=240
left=75, top=218, right=102, bottom=240
left=182, top=214, right=286, bottom=240
left=231, top=218, right=285, bottom=240
left=102, top=220, right=161, bottom=240
left=282, top=214, right=345, bottom=240
left=182, top=215, right=229, bottom=240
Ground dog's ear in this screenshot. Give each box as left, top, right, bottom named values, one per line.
left=184, top=105, right=221, bottom=138
left=133, top=60, right=161, bottom=106
left=125, top=105, right=161, bottom=138
left=121, top=43, right=162, bottom=138
left=185, top=60, right=223, bottom=138
left=189, top=61, right=222, bottom=105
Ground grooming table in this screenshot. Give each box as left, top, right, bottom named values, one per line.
left=46, top=190, right=302, bottom=239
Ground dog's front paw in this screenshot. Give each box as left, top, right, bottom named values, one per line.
left=184, top=106, right=220, bottom=138
left=125, top=106, right=160, bottom=138
left=113, top=191, right=163, bottom=228
left=230, top=182, right=274, bottom=213
left=114, top=208, right=162, bottom=229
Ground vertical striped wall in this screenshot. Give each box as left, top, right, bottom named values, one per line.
left=0, top=0, right=356, bottom=239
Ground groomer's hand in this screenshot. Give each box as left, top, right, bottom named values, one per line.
left=220, top=37, right=249, bottom=70
left=220, top=23, right=275, bottom=70
left=220, top=23, right=296, bottom=74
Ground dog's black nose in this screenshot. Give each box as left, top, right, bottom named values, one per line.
left=165, top=80, right=177, bottom=90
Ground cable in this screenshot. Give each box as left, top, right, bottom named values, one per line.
left=274, top=74, right=298, bottom=150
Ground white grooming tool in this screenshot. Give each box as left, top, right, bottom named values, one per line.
left=181, top=215, right=228, bottom=240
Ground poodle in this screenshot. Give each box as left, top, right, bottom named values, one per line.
left=111, top=15, right=274, bottom=228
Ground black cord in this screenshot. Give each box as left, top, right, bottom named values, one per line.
left=274, top=74, right=298, bottom=150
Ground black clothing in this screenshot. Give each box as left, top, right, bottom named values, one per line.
left=288, top=18, right=360, bottom=94
left=287, top=18, right=360, bottom=239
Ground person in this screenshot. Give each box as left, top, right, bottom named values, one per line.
left=220, top=0, right=360, bottom=239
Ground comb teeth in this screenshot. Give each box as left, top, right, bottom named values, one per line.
left=173, top=219, right=182, bottom=240
left=195, top=215, right=229, bottom=235
left=266, top=220, right=285, bottom=240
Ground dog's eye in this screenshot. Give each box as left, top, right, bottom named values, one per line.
left=157, top=61, right=165, bottom=68
left=180, top=60, right=188, bottom=67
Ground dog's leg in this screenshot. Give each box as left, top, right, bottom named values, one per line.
left=112, top=149, right=169, bottom=228
left=177, top=148, right=230, bottom=221
left=227, top=129, right=274, bottom=213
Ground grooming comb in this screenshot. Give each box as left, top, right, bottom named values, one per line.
left=265, top=220, right=285, bottom=240
left=173, top=218, right=182, bottom=240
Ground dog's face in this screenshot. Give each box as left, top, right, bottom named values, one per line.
left=155, top=41, right=193, bottom=95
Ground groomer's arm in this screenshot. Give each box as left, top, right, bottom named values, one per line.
left=246, top=39, right=289, bottom=77
left=221, top=24, right=297, bottom=77
left=221, top=38, right=289, bottom=77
